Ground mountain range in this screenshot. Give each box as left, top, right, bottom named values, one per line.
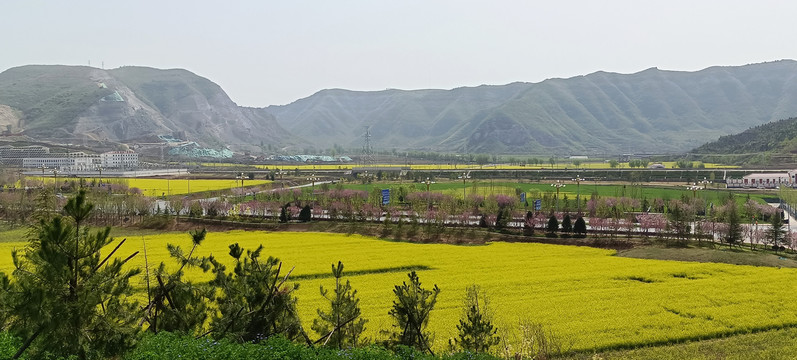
left=269, top=60, right=797, bottom=154
left=3, top=61, right=797, bottom=155
left=0, top=65, right=294, bottom=152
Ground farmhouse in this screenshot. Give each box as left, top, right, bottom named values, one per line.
left=726, top=170, right=797, bottom=189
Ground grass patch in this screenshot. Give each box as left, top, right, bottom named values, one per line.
left=0, top=227, right=27, bottom=243
left=292, top=265, right=432, bottom=280
left=338, top=181, right=770, bottom=204
left=563, top=326, right=797, bottom=360
left=616, top=246, right=797, bottom=268
left=621, top=276, right=657, bottom=283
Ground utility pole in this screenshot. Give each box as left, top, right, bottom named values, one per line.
left=571, top=175, right=583, bottom=214
left=458, top=172, right=471, bottom=200
left=551, top=180, right=565, bottom=213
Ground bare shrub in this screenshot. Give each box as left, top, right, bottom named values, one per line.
left=498, top=320, right=573, bottom=360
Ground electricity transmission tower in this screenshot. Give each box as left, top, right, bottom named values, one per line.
left=361, top=126, right=375, bottom=166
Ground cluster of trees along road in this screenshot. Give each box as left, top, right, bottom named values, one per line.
left=0, top=177, right=792, bottom=250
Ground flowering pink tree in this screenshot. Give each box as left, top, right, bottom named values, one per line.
left=458, top=210, right=474, bottom=226
left=752, top=228, right=766, bottom=247
left=788, top=231, right=797, bottom=251
left=468, top=194, right=484, bottom=210
left=312, top=204, right=325, bottom=219
left=288, top=204, right=302, bottom=219
left=713, top=222, right=730, bottom=244
left=743, top=224, right=767, bottom=248
left=617, top=217, right=634, bottom=237
left=231, top=187, right=247, bottom=197
left=589, top=217, right=606, bottom=236
left=699, top=220, right=723, bottom=243
left=534, top=212, right=549, bottom=230
left=265, top=201, right=283, bottom=220
left=495, top=194, right=516, bottom=209
left=360, top=203, right=382, bottom=221
left=637, top=213, right=667, bottom=237
left=484, top=214, right=497, bottom=228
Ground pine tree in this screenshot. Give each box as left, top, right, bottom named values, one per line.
left=574, top=216, right=587, bottom=237
left=207, top=243, right=302, bottom=343
left=452, top=285, right=499, bottom=353
left=5, top=190, right=141, bottom=359
left=299, top=205, right=312, bottom=222
left=768, top=211, right=786, bottom=251
left=388, top=271, right=440, bottom=354
left=725, top=198, right=743, bottom=247
left=561, top=214, right=573, bottom=234
left=547, top=215, right=559, bottom=234
left=142, top=228, right=211, bottom=335
left=312, top=262, right=367, bottom=349
left=495, top=208, right=506, bottom=229
left=479, top=214, right=488, bottom=228
left=279, top=204, right=289, bottom=223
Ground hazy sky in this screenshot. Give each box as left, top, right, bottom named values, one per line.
left=3, top=1, right=796, bottom=107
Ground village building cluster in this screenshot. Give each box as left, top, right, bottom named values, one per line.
left=0, top=145, right=138, bottom=172
left=726, top=170, right=797, bottom=189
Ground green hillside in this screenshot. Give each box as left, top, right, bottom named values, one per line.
left=0, top=65, right=112, bottom=136
left=268, top=60, right=797, bottom=154
left=692, top=117, right=797, bottom=165
left=0, top=65, right=294, bottom=149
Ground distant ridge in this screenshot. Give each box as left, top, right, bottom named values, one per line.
left=692, top=116, right=797, bottom=165
left=0, top=65, right=295, bottom=151
left=267, top=60, right=797, bottom=154
left=4, top=61, right=797, bottom=156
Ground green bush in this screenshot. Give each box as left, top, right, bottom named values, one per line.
left=139, top=215, right=175, bottom=229
left=0, top=332, right=22, bottom=359
left=125, top=332, right=500, bottom=360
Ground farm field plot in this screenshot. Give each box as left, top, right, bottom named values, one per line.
left=31, top=177, right=272, bottom=196
left=0, top=231, right=794, bottom=352
left=344, top=181, right=768, bottom=204
left=253, top=162, right=738, bottom=171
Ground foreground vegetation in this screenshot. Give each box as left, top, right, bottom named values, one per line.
left=1, top=177, right=796, bottom=358
left=4, top=219, right=797, bottom=357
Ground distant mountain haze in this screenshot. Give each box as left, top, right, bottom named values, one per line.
left=269, top=60, right=797, bottom=154
left=2, top=61, right=797, bottom=155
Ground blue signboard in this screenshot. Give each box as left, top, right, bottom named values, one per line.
left=381, top=189, right=390, bottom=205
left=534, top=199, right=542, bottom=211
left=520, top=192, right=526, bottom=204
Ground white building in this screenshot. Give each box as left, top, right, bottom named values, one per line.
left=21, top=150, right=138, bottom=171
left=101, top=151, right=138, bottom=169
left=726, top=170, right=797, bottom=189
left=23, top=156, right=97, bottom=172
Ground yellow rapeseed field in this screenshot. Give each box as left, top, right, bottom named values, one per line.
left=252, top=162, right=738, bottom=171
left=31, top=177, right=272, bottom=196
left=0, top=231, right=787, bottom=352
